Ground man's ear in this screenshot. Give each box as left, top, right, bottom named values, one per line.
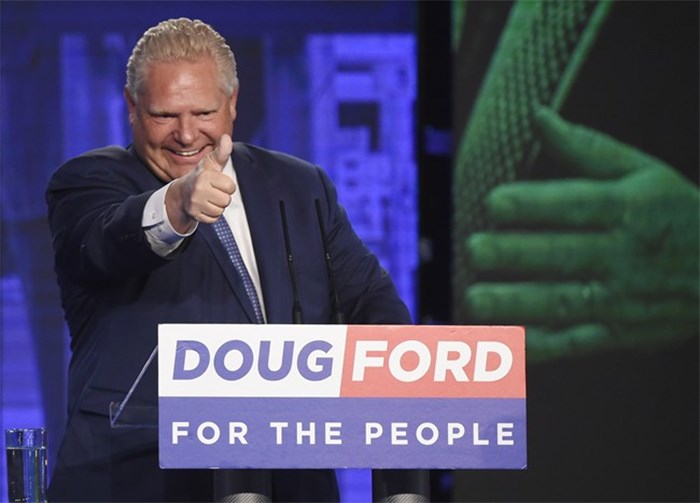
left=228, top=88, right=238, bottom=122
left=124, top=87, right=136, bottom=125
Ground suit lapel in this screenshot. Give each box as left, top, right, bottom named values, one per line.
left=232, top=144, right=294, bottom=323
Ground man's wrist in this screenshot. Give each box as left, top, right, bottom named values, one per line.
left=143, top=183, right=197, bottom=256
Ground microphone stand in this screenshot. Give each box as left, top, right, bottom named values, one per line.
left=213, top=470, right=272, bottom=503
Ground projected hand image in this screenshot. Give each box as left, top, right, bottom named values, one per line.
left=465, top=107, right=699, bottom=361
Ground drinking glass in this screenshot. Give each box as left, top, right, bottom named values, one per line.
left=5, top=428, right=47, bottom=503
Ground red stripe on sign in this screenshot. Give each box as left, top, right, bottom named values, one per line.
left=340, top=325, right=526, bottom=398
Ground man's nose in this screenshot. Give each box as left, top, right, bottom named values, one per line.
left=174, top=116, right=195, bottom=145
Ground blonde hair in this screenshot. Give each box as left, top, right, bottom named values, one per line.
left=126, top=18, right=238, bottom=100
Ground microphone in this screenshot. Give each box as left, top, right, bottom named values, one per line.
left=279, top=200, right=304, bottom=324
left=314, top=198, right=345, bottom=324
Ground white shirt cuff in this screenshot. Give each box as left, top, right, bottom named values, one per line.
left=142, top=183, right=197, bottom=256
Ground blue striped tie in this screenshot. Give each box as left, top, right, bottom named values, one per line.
left=212, top=218, right=265, bottom=324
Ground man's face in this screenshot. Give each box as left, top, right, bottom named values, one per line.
left=125, top=57, right=237, bottom=181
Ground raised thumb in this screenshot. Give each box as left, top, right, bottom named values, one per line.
left=203, top=134, right=233, bottom=171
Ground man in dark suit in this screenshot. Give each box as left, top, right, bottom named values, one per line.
left=46, top=18, right=425, bottom=502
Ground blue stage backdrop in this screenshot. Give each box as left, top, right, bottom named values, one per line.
left=0, top=2, right=417, bottom=501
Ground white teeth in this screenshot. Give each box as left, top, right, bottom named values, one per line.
left=175, top=148, right=201, bottom=157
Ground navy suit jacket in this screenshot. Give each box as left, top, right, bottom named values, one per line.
left=46, top=143, right=411, bottom=502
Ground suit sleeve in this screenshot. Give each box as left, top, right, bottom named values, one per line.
left=46, top=149, right=173, bottom=284
left=314, top=167, right=413, bottom=325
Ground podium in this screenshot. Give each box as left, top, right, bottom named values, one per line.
left=110, top=324, right=526, bottom=500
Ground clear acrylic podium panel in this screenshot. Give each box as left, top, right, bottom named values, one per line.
left=109, top=346, right=158, bottom=428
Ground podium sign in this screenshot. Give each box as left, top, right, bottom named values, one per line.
left=158, top=324, right=526, bottom=469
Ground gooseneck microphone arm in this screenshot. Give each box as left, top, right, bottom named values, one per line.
left=314, top=198, right=345, bottom=324
left=279, top=200, right=304, bottom=324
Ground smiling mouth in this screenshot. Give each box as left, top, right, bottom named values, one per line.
left=172, top=147, right=205, bottom=157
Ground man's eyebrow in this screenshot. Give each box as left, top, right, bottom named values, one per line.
left=193, top=105, right=219, bottom=113
left=147, top=107, right=177, bottom=117
left=147, top=106, right=219, bottom=116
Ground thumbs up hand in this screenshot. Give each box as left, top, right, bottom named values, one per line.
left=166, top=134, right=236, bottom=233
